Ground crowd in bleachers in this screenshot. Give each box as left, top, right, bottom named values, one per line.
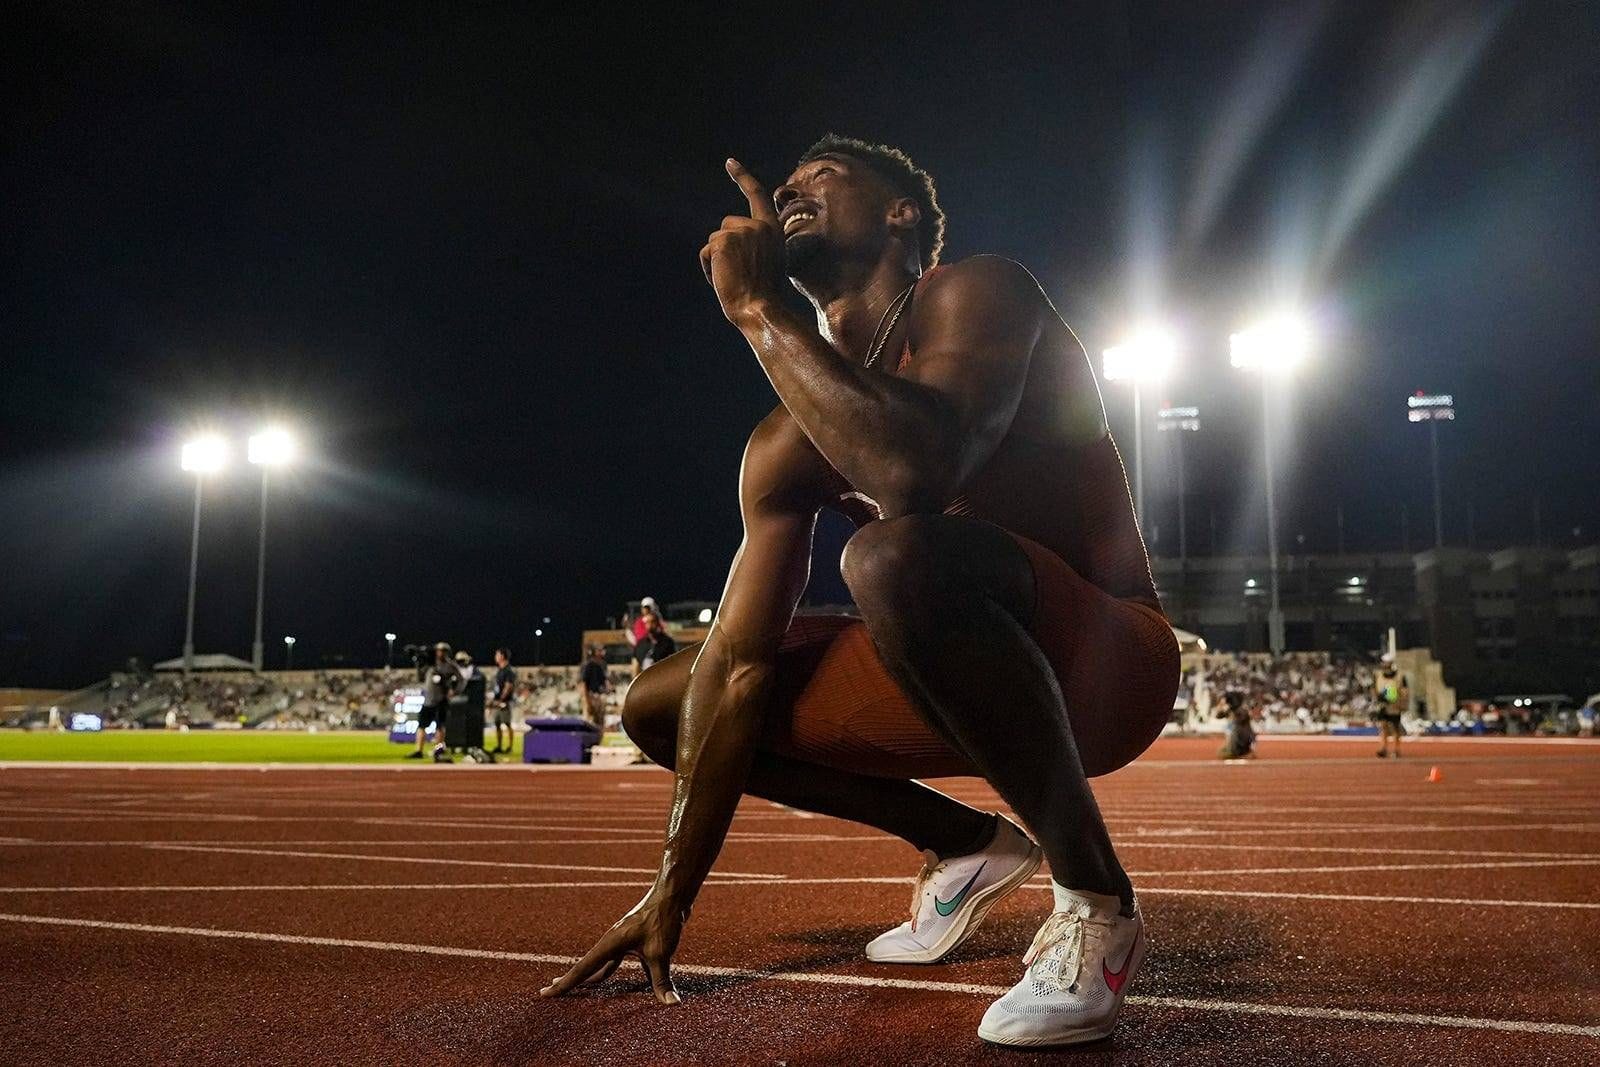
left=1179, top=652, right=1381, bottom=730
left=64, top=662, right=640, bottom=732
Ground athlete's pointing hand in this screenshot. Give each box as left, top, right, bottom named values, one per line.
left=700, top=158, right=786, bottom=324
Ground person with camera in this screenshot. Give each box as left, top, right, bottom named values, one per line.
left=407, top=641, right=463, bottom=762
left=491, top=647, right=518, bottom=754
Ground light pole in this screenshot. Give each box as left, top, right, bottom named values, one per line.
left=534, top=627, right=544, bottom=666
left=1102, top=329, right=1177, bottom=539
left=1406, top=392, right=1454, bottom=548
left=247, top=427, right=297, bottom=672
left=384, top=632, right=397, bottom=669
left=179, top=435, right=229, bottom=677
left=1156, top=405, right=1201, bottom=564
left=1231, top=315, right=1310, bottom=655
left=284, top=635, right=296, bottom=670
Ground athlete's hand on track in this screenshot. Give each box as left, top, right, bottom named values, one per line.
left=539, top=892, right=685, bottom=1004
left=700, top=158, right=785, bottom=323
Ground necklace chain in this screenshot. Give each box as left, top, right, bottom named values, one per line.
left=864, top=281, right=918, bottom=370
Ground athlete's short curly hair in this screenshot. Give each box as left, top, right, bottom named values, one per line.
left=797, top=134, right=945, bottom=270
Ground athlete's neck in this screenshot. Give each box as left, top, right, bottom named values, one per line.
left=799, top=259, right=920, bottom=365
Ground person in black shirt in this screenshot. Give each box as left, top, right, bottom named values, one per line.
left=491, top=648, right=518, bottom=754
left=408, top=642, right=462, bottom=761
left=579, top=645, right=610, bottom=728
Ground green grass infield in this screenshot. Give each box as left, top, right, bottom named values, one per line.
left=0, top=729, right=474, bottom=763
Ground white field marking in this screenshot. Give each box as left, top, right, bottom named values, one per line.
left=0, top=881, right=654, bottom=894
left=138, top=843, right=785, bottom=880
left=0, top=832, right=886, bottom=846
left=1115, top=841, right=1600, bottom=861
left=1133, top=886, right=1600, bottom=911
left=1119, top=822, right=1600, bottom=838
left=1123, top=858, right=1600, bottom=877
left=1, top=911, right=1597, bottom=1039
left=8, top=876, right=1600, bottom=913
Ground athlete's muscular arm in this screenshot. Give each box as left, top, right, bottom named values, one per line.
left=705, top=162, right=1041, bottom=517
left=541, top=407, right=833, bottom=1004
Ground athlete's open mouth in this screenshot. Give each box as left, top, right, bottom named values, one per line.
left=780, top=201, right=820, bottom=236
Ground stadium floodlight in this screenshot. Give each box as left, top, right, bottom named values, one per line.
left=247, top=426, right=299, bottom=672
left=1406, top=391, right=1455, bottom=548
left=1232, top=313, right=1311, bottom=655
left=247, top=427, right=297, bottom=467
left=181, top=434, right=229, bottom=473
left=534, top=627, right=544, bottom=666
left=1229, top=314, right=1311, bottom=374
left=178, top=433, right=229, bottom=677
left=283, top=634, right=296, bottom=669
left=384, top=632, right=397, bottom=669
left=1156, top=405, right=1201, bottom=563
left=1102, top=328, right=1178, bottom=536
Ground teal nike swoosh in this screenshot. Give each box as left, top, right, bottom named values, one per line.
left=934, top=861, right=987, bottom=917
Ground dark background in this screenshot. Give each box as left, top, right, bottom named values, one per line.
left=3, top=2, right=1596, bottom=686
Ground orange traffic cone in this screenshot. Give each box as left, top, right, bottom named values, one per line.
left=1426, top=766, right=1443, bottom=783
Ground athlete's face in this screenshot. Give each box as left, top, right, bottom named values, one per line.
left=774, top=154, right=903, bottom=277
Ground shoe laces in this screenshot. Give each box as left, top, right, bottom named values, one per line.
left=1022, top=910, right=1114, bottom=995
left=907, top=850, right=944, bottom=928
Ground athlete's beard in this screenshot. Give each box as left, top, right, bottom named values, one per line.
left=783, top=231, right=832, bottom=281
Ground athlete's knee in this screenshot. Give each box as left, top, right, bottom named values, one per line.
left=621, top=669, right=679, bottom=766
left=841, top=515, right=942, bottom=612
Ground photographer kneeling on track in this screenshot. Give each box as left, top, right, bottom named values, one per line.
left=408, top=641, right=463, bottom=762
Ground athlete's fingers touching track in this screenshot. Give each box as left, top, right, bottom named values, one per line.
left=643, top=954, right=680, bottom=1005
left=539, top=932, right=624, bottom=997
left=726, top=158, right=778, bottom=225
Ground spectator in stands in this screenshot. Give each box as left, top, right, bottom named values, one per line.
left=409, top=642, right=462, bottom=761
left=625, top=597, right=661, bottom=675
left=491, top=648, right=518, bottom=754
left=641, top=615, right=677, bottom=670
left=1373, top=657, right=1408, bottom=758
left=579, top=645, right=611, bottom=728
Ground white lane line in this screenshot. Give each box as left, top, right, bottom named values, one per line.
left=1135, top=886, right=1600, bottom=911
left=0, top=834, right=885, bottom=847
left=1130, top=858, right=1600, bottom=877
left=139, top=844, right=785, bottom=880
left=5, top=878, right=1600, bottom=914
left=1117, top=842, right=1600, bottom=861
left=1121, top=823, right=1600, bottom=838
left=1, top=911, right=1595, bottom=1039
left=0, top=881, right=653, bottom=893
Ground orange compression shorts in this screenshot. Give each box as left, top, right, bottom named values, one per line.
left=761, top=531, right=1180, bottom=780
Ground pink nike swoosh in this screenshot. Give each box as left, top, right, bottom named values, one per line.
left=1103, top=927, right=1139, bottom=995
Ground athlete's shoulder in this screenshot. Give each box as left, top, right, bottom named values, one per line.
left=924, top=255, right=1043, bottom=299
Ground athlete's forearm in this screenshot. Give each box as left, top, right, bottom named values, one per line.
left=652, top=632, right=775, bottom=911
left=735, top=301, right=962, bottom=514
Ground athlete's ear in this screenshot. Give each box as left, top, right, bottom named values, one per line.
left=887, top=197, right=921, bottom=232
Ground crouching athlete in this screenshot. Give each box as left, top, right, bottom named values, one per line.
left=540, top=136, right=1179, bottom=1048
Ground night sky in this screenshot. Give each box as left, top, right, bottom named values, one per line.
left=4, top=2, right=1597, bottom=686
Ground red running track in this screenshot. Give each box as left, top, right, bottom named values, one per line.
left=1, top=736, right=1598, bottom=1065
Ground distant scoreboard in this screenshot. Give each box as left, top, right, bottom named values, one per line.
left=388, top=687, right=430, bottom=743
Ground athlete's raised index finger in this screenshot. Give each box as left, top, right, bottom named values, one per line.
left=726, top=158, right=777, bottom=224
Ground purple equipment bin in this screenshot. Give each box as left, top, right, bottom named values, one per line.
left=523, top=716, right=602, bottom=764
